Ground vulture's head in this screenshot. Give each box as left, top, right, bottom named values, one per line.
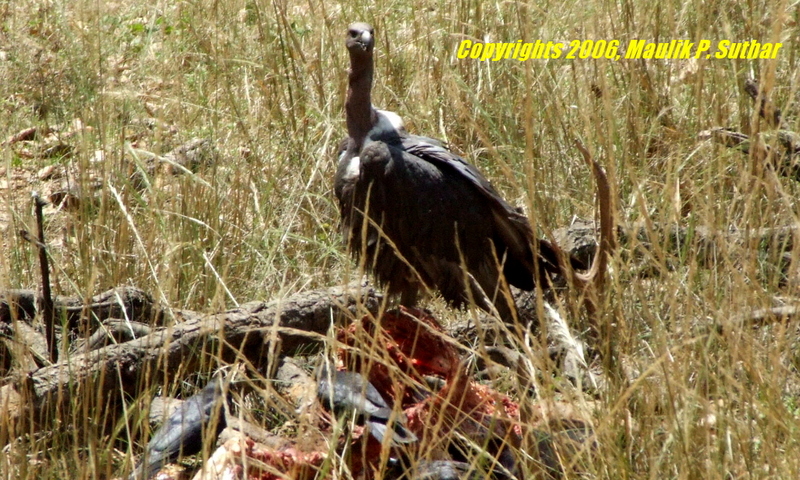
left=346, top=22, right=375, bottom=58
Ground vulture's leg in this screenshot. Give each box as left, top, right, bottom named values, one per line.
left=467, top=273, right=517, bottom=323
left=494, top=294, right=519, bottom=325
left=400, top=287, right=419, bottom=307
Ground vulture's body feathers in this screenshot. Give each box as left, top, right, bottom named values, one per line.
left=335, top=22, right=565, bottom=321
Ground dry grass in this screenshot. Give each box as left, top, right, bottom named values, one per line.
left=1, top=0, right=799, bottom=478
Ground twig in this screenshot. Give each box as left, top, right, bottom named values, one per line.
left=724, top=305, right=800, bottom=332
left=570, top=140, right=616, bottom=336
left=20, top=193, right=57, bottom=362
left=744, top=78, right=782, bottom=128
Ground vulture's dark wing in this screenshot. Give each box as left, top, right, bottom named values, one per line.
left=399, top=140, right=492, bottom=195
left=352, top=139, right=523, bottom=318
left=397, top=138, right=563, bottom=283
left=406, top=134, right=445, bottom=148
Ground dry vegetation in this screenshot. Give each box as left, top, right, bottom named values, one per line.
left=1, top=0, right=799, bottom=478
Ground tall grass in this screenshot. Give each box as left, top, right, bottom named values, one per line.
left=1, top=0, right=799, bottom=478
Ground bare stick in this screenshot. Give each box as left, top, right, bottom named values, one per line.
left=569, top=140, right=616, bottom=334
left=32, top=192, right=56, bottom=362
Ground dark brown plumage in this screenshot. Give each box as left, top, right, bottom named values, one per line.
left=335, top=23, right=565, bottom=322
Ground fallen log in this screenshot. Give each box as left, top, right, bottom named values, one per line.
left=722, top=305, right=800, bottom=333
left=4, top=284, right=381, bottom=427
left=0, top=286, right=157, bottom=327
left=555, top=220, right=800, bottom=271
left=76, top=319, right=153, bottom=352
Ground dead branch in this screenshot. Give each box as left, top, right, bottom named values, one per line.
left=744, top=78, right=783, bottom=128
left=0, top=286, right=157, bottom=327
left=699, top=79, right=799, bottom=181
left=564, top=140, right=617, bottom=350
left=699, top=127, right=800, bottom=181
left=31, top=193, right=56, bottom=362
left=78, top=319, right=153, bottom=351
left=723, top=305, right=800, bottom=332
left=7, top=284, right=379, bottom=423
left=556, top=221, right=800, bottom=272
left=572, top=141, right=616, bottom=297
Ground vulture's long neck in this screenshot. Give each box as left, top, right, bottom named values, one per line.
left=346, top=55, right=375, bottom=148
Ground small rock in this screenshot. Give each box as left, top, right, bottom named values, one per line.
left=163, top=138, right=218, bottom=174
left=37, top=164, right=60, bottom=181
left=91, top=150, right=106, bottom=163
left=49, top=190, right=82, bottom=211
left=3, top=126, right=39, bottom=145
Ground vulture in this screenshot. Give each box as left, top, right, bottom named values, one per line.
left=335, top=22, right=566, bottom=322
left=130, top=375, right=229, bottom=480
left=317, top=362, right=417, bottom=446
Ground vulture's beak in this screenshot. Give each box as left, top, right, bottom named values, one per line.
left=354, top=30, right=371, bottom=50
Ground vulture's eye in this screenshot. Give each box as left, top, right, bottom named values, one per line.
left=349, top=30, right=358, bottom=38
